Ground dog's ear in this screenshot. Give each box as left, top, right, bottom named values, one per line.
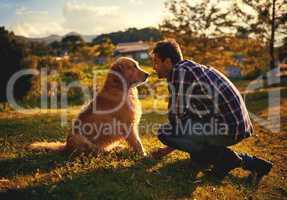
left=111, top=61, right=123, bottom=74
left=106, top=61, right=125, bottom=87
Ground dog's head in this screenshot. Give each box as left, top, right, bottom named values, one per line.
left=110, top=57, right=149, bottom=87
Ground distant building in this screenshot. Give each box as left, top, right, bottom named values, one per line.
left=114, top=41, right=149, bottom=60
left=54, top=51, right=69, bottom=61
left=275, top=50, right=287, bottom=76
left=278, top=50, right=287, bottom=63
left=225, top=66, right=241, bottom=78
left=274, top=63, right=287, bottom=77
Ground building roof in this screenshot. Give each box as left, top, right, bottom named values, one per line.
left=115, top=41, right=149, bottom=54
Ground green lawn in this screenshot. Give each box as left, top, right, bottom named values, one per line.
left=0, top=92, right=287, bottom=200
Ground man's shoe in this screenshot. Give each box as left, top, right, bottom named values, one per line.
left=206, top=162, right=238, bottom=181
left=242, top=156, right=273, bottom=183
left=190, top=152, right=212, bottom=170
left=189, top=152, right=213, bottom=177
left=205, top=148, right=242, bottom=181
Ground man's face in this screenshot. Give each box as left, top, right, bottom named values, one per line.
left=152, top=53, right=172, bottom=79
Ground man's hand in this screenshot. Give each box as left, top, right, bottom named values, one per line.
left=151, top=147, right=175, bottom=159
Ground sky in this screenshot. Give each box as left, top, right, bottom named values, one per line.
left=0, top=0, right=167, bottom=37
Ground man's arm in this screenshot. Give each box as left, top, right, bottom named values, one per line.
left=151, top=68, right=188, bottom=159
left=151, top=67, right=193, bottom=159
left=171, top=67, right=191, bottom=121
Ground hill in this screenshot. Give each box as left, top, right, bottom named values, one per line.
left=92, top=27, right=162, bottom=44
left=23, top=27, right=162, bottom=44
left=28, top=32, right=98, bottom=44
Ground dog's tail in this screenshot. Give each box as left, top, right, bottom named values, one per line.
left=28, top=141, right=66, bottom=152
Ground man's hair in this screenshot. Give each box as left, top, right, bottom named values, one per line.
left=152, top=39, right=183, bottom=65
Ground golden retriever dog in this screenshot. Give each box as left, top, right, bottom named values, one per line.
left=29, top=57, right=149, bottom=156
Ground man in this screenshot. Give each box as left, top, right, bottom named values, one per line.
left=151, top=39, right=272, bottom=182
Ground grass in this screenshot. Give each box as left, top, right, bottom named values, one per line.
left=0, top=90, right=287, bottom=199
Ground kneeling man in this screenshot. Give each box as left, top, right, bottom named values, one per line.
left=151, top=39, right=272, bottom=182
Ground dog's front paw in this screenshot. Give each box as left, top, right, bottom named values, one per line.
left=138, top=149, right=147, bottom=157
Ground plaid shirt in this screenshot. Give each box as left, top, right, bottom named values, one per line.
left=167, top=60, right=253, bottom=140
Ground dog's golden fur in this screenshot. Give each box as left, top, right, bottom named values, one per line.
left=29, top=57, right=148, bottom=155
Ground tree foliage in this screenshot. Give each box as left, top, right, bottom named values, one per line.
left=160, top=0, right=276, bottom=73
left=61, top=34, right=84, bottom=52
left=0, top=27, right=31, bottom=102
left=92, top=27, right=162, bottom=44
left=232, top=0, right=287, bottom=69
left=159, top=0, right=236, bottom=71
left=160, top=0, right=236, bottom=40
left=232, top=0, right=287, bottom=40
left=97, top=38, right=115, bottom=57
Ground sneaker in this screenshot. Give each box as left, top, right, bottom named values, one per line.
left=190, top=153, right=212, bottom=169
left=244, top=157, right=273, bottom=183
left=206, top=161, right=239, bottom=181
left=206, top=148, right=242, bottom=181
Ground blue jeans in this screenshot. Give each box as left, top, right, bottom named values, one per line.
left=157, top=121, right=241, bottom=154
left=157, top=120, right=260, bottom=175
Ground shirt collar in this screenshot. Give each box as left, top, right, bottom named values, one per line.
left=174, top=59, right=187, bottom=68
left=166, top=59, right=185, bottom=82
left=166, top=70, right=172, bottom=82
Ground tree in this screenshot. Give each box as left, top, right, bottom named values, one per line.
left=49, top=41, right=62, bottom=56
left=159, top=0, right=240, bottom=67
left=61, top=34, right=85, bottom=52
left=159, top=0, right=242, bottom=71
left=92, top=27, right=162, bottom=44
left=160, top=0, right=236, bottom=43
left=0, top=26, right=31, bottom=102
left=232, top=0, right=287, bottom=69
left=29, top=41, right=51, bottom=56
left=97, top=38, right=115, bottom=57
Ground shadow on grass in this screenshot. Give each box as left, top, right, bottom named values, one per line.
left=0, top=151, right=69, bottom=179
left=0, top=156, right=241, bottom=200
